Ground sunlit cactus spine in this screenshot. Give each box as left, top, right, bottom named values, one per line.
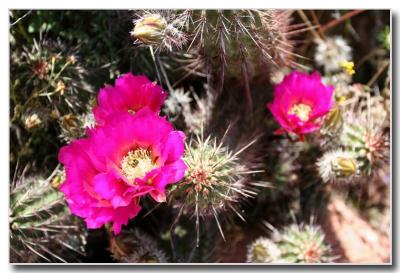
left=9, top=170, right=86, bottom=263
left=168, top=129, right=261, bottom=243
left=246, top=237, right=281, bottom=263
left=110, top=229, right=168, bottom=263
left=276, top=224, right=333, bottom=263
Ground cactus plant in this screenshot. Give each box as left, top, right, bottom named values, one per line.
left=277, top=224, right=333, bottom=263
left=110, top=229, right=168, bottom=263
left=168, top=129, right=261, bottom=243
left=246, top=237, right=281, bottom=263
left=9, top=169, right=86, bottom=263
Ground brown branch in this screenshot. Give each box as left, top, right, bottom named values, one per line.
left=297, top=10, right=321, bottom=40
left=367, top=61, right=390, bottom=87
left=320, top=10, right=366, bottom=33
left=309, top=10, right=326, bottom=39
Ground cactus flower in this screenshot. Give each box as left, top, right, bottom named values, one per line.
left=59, top=108, right=186, bottom=234
left=93, top=73, right=166, bottom=126
left=267, top=71, right=335, bottom=140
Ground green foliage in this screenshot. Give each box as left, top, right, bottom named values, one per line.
left=378, top=26, right=390, bottom=51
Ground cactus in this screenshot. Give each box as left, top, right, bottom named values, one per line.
left=247, top=222, right=334, bottom=264
left=10, top=37, right=95, bottom=173
left=276, top=224, right=333, bottom=263
left=10, top=38, right=94, bottom=120
left=9, top=9, right=390, bottom=264
left=246, top=237, right=281, bottom=263
left=163, top=85, right=215, bottom=134
left=319, top=86, right=389, bottom=178
left=168, top=129, right=261, bottom=243
left=9, top=170, right=86, bottom=263
left=131, top=12, right=188, bottom=52
left=110, top=229, right=168, bottom=263
left=131, top=10, right=307, bottom=109
left=340, top=117, right=389, bottom=175
left=132, top=10, right=303, bottom=68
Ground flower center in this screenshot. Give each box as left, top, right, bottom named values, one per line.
left=121, top=148, right=157, bottom=182
left=289, top=103, right=312, bottom=122
left=303, top=244, right=320, bottom=263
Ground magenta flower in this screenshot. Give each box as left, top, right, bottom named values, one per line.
left=267, top=71, right=334, bottom=140
left=59, top=108, right=186, bottom=234
left=93, top=73, right=166, bottom=126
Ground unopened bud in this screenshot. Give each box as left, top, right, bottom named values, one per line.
left=131, top=14, right=167, bottom=45
left=332, top=156, right=358, bottom=177
left=317, top=150, right=359, bottom=183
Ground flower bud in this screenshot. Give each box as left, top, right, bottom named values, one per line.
left=332, top=156, right=358, bottom=178
left=131, top=14, right=167, bottom=45
left=317, top=150, right=359, bottom=183
left=247, top=237, right=281, bottom=263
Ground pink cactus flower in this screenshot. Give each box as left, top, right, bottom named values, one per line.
left=59, top=108, right=186, bottom=234
left=93, top=73, right=166, bottom=126
left=267, top=71, right=335, bottom=141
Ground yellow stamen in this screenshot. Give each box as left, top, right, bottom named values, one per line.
left=289, top=103, right=312, bottom=122
left=340, top=60, right=355, bottom=75
left=121, top=148, right=157, bottom=183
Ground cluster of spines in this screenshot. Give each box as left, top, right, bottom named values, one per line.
left=168, top=129, right=262, bottom=243
left=318, top=91, right=389, bottom=183
left=247, top=223, right=333, bottom=263
left=110, top=229, right=168, bottom=263
left=131, top=10, right=309, bottom=104
left=9, top=167, right=86, bottom=262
